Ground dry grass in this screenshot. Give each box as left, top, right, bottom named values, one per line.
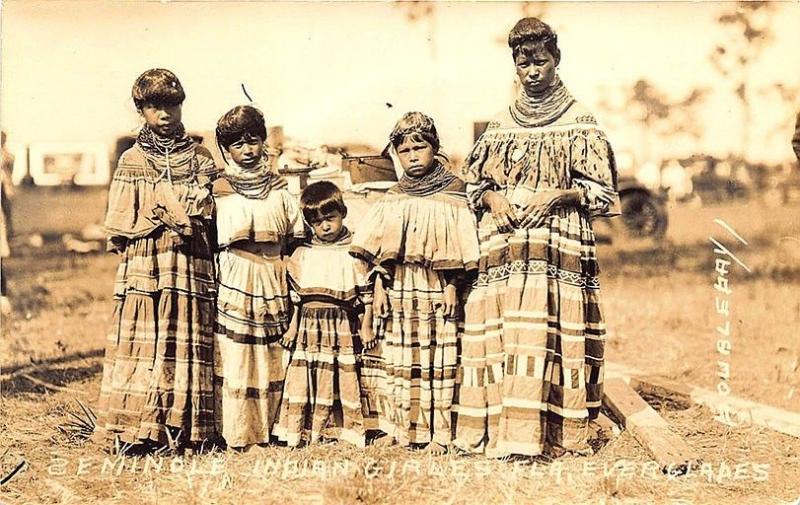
left=2, top=382, right=798, bottom=504
left=2, top=198, right=800, bottom=504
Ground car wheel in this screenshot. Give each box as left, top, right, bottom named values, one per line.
left=620, top=191, right=668, bottom=239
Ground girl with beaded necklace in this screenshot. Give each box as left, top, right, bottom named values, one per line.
left=351, top=112, right=480, bottom=453
left=212, top=105, right=306, bottom=451
left=96, top=69, right=218, bottom=451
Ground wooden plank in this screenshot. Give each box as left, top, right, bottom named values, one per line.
left=688, top=387, right=800, bottom=438
left=607, top=362, right=800, bottom=439
left=603, top=378, right=701, bottom=475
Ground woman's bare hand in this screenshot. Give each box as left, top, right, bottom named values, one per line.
left=582, top=182, right=617, bottom=208
left=517, top=190, right=563, bottom=229
left=483, top=191, right=517, bottom=233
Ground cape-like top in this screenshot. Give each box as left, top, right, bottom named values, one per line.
left=103, top=130, right=217, bottom=248
left=288, top=228, right=372, bottom=305
left=462, top=101, right=619, bottom=217
left=350, top=180, right=480, bottom=272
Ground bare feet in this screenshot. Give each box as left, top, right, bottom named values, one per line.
left=371, top=435, right=396, bottom=447
left=424, top=442, right=448, bottom=455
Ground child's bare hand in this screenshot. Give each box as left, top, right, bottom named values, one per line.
left=442, top=284, right=457, bottom=319
left=373, top=286, right=390, bottom=319
left=360, top=321, right=376, bottom=350
left=280, top=327, right=298, bottom=350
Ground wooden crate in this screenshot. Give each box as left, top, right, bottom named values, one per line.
left=341, top=155, right=397, bottom=185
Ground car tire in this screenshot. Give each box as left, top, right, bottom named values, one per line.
left=620, top=190, right=668, bottom=239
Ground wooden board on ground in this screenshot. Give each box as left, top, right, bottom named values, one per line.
left=603, top=378, right=701, bottom=475
left=622, top=372, right=800, bottom=439
left=606, top=362, right=800, bottom=439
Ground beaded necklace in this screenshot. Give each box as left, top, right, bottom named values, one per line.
left=509, top=76, right=576, bottom=128
left=396, top=159, right=458, bottom=197
left=222, top=156, right=287, bottom=199
left=135, top=124, right=196, bottom=184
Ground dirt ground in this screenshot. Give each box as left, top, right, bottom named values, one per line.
left=1, top=196, right=799, bottom=504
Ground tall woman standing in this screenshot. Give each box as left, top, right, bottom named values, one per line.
left=454, top=18, right=619, bottom=458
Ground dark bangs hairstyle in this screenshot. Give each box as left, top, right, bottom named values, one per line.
left=508, top=17, right=561, bottom=65
left=132, top=68, right=186, bottom=110
left=300, top=181, right=348, bottom=224
left=215, top=105, right=268, bottom=157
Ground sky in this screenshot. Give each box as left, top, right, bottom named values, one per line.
left=2, top=1, right=799, bottom=181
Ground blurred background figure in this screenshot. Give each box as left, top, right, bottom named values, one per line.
left=635, top=160, right=661, bottom=190
left=793, top=111, right=800, bottom=162
left=0, top=131, right=13, bottom=315
left=1, top=131, right=14, bottom=237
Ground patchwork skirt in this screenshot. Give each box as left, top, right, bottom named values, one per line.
left=368, top=264, right=459, bottom=446
left=96, top=221, right=216, bottom=445
left=213, top=248, right=290, bottom=448
left=274, top=303, right=366, bottom=447
left=454, top=207, right=606, bottom=458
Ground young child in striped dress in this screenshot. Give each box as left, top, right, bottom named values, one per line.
left=351, top=112, right=480, bottom=453
left=274, top=181, right=375, bottom=447
left=213, top=105, right=306, bottom=450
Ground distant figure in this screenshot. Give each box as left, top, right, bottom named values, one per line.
left=793, top=111, right=800, bottom=163
left=0, top=131, right=13, bottom=316
left=1, top=131, right=14, bottom=238
left=636, top=160, right=661, bottom=190
left=661, top=159, right=693, bottom=201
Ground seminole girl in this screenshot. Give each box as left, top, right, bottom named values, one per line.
left=351, top=112, right=480, bottom=453
left=213, top=105, right=306, bottom=450
left=97, top=69, right=218, bottom=451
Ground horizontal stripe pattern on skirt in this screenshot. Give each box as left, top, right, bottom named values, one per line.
left=214, top=247, right=290, bottom=447
left=215, top=248, right=291, bottom=343
left=97, top=221, right=216, bottom=445
left=371, top=264, right=458, bottom=446
left=454, top=207, right=605, bottom=458
left=274, top=305, right=367, bottom=447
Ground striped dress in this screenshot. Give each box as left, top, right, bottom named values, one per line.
left=351, top=180, right=480, bottom=446
left=453, top=102, right=620, bottom=458
left=97, top=143, right=218, bottom=446
left=213, top=176, right=305, bottom=448
left=273, top=229, right=372, bottom=447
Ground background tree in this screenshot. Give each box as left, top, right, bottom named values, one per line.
left=598, top=79, right=707, bottom=165
left=710, top=1, right=777, bottom=161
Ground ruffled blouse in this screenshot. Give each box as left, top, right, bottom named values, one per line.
left=463, top=101, right=620, bottom=218
left=288, top=231, right=372, bottom=305
left=214, top=179, right=306, bottom=248
left=103, top=145, right=218, bottom=248
left=350, top=184, right=480, bottom=272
